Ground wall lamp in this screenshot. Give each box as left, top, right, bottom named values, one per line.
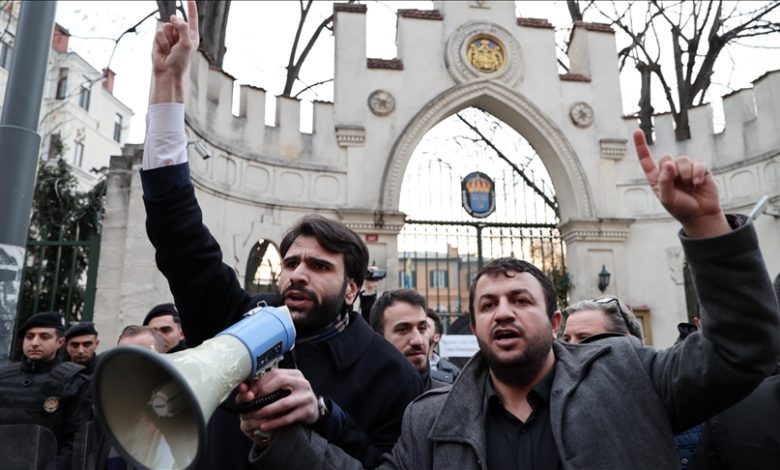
left=598, top=265, right=611, bottom=293
left=188, top=140, right=212, bottom=160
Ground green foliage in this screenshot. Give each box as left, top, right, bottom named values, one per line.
left=17, top=159, right=106, bottom=328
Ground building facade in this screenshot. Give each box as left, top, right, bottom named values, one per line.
left=95, top=1, right=780, bottom=347
left=0, top=2, right=133, bottom=189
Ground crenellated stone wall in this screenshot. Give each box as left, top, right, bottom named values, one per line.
left=95, top=1, right=780, bottom=347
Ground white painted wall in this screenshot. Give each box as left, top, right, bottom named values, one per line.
left=96, top=1, right=780, bottom=348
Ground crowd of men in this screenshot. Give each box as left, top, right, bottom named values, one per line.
left=1, top=1, right=779, bottom=469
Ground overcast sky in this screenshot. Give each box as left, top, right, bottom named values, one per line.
left=54, top=1, right=780, bottom=143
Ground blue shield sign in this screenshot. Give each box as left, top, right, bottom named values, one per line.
left=461, top=172, right=495, bottom=218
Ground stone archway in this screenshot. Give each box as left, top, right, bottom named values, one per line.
left=380, top=79, right=594, bottom=224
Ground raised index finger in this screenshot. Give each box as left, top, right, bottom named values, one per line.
left=187, top=0, right=199, bottom=38
left=633, top=129, right=659, bottom=186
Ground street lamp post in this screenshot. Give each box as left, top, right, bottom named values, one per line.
left=0, top=1, right=58, bottom=360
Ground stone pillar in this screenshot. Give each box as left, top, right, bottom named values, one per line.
left=560, top=218, right=633, bottom=302
left=338, top=209, right=406, bottom=290
left=94, top=145, right=173, bottom=348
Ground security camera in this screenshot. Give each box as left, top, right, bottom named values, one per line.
left=188, top=140, right=212, bottom=160
left=749, top=195, right=780, bottom=220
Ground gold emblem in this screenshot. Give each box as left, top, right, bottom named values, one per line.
left=43, top=396, right=60, bottom=414
left=466, top=36, right=505, bottom=74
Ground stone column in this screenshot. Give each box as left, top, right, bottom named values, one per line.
left=560, top=218, right=633, bottom=302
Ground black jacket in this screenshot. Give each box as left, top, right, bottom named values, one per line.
left=142, top=164, right=423, bottom=469
left=0, top=357, right=91, bottom=469
left=694, top=370, right=780, bottom=469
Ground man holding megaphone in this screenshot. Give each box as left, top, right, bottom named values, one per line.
left=136, top=2, right=424, bottom=469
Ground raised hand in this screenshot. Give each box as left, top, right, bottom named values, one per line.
left=151, top=0, right=199, bottom=103
left=633, top=129, right=730, bottom=238
left=237, top=368, right=320, bottom=445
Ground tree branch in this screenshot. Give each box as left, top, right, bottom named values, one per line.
left=456, top=113, right=559, bottom=216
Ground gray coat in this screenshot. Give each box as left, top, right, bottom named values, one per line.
left=250, top=220, right=780, bottom=470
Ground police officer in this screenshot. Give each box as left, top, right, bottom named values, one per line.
left=64, top=322, right=99, bottom=374
left=0, top=312, right=92, bottom=469
left=143, top=303, right=188, bottom=353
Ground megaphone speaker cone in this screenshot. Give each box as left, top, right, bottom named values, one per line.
left=92, top=334, right=252, bottom=470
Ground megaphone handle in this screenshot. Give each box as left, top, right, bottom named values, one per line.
left=220, top=388, right=291, bottom=414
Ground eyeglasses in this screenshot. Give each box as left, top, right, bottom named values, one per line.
left=593, top=297, right=633, bottom=332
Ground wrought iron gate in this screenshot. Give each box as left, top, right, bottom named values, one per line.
left=397, top=110, right=566, bottom=330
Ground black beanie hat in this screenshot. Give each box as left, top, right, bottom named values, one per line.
left=64, top=322, right=98, bottom=340
left=18, top=312, right=66, bottom=337
left=143, top=303, right=180, bottom=326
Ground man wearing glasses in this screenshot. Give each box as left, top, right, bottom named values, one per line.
left=562, top=297, right=644, bottom=344
left=242, top=130, right=780, bottom=469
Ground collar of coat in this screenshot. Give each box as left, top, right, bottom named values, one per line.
left=426, top=340, right=614, bottom=449
left=297, top=312, right=375, bottom=373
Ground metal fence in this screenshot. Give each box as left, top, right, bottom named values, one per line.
left=19, top=230, right=101, bottom=323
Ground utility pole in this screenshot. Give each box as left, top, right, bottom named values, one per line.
left=0, top=1, right=57, bottom=360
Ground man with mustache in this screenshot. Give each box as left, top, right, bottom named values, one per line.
left=368, top=289, right=453, bottom=390
left=140, top=3, right=422, bottom=468
left=241, top=132, right=780, bottom=469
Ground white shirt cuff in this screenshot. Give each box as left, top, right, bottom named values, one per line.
left=143, top=103, right=188, bottom=170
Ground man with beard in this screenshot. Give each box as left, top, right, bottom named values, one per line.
left=140, top=4, right=422, bottom=469
left=241, top=132, right=780, bottom=469
left=368, top=289, right=453, bottom=390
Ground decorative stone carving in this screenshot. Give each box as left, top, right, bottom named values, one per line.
left=569, top=101, right=594, bottom=128
left=384, top=81, right=594, bottom=220
left=600, top=138, right=627, bottom=160
left=335, top=126, right=366, bottom=147
left=445, top=22, right=523, bottom=86
left=665, top=246, right=684, bottom=284
left=367, top=90, right=395, bottom=116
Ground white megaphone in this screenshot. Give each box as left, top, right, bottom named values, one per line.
left=92, top=304, right=296, bottom=470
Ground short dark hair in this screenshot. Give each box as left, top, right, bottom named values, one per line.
left=280, top=215, right=369, bottom=288
left=563, top=299, right=644, bottom=341
left=468, top=258, right=557, bottom=323
left=426, top=309, right=443, bottom=336
left=369, top=289, right=427, bottom=333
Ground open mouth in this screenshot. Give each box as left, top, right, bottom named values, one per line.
left=492, top=327, right=522, bottom=347
left=284, top=289, right=315, bottom=310
left=285, top=291, right=310, bottom=301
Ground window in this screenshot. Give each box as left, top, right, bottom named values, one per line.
left=113, top=113, right=123, bottom=142
left=429, top=270, right=449, bottom=288
left=78, top=80, right=91, bottom=110
left=55, top=68, right=69, bottom=100
left=47, top=133, right=62, bottom=160
left=0, top=34, right=13, bottom=69
left=73, top=141, right=85, bottom=168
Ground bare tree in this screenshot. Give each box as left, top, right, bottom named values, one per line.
left=156, top=0, right=231, bottom=67
left=569, top=0, right=780, bottom=142
left=281, top=0, right=345, bottom=98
